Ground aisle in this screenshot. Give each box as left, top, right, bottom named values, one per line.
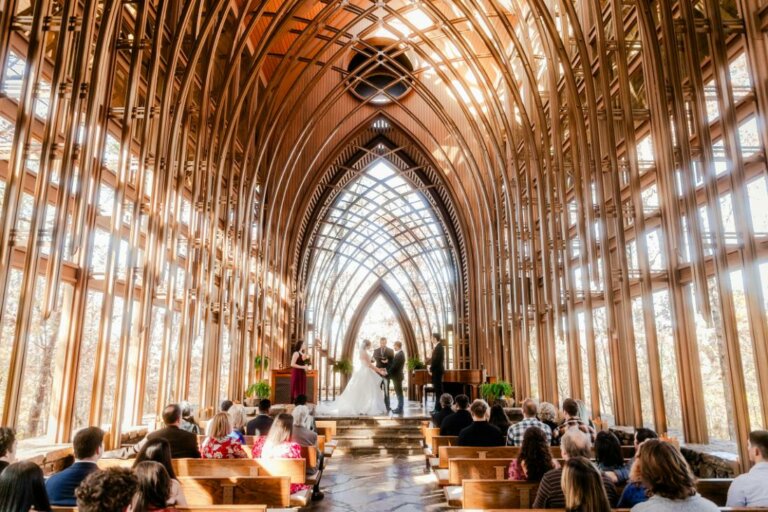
left=307, top=451, right=448, bottom=511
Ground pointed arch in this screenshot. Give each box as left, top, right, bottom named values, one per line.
left=341, top=280, right=418, bottom=365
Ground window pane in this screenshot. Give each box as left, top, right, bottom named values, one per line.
left=0, top=270, right=23, bottom=420
left=747, top=176, right=768, bottom=234
left=729, top=270, right=763, bottom=430
left=632, top=298, right=654, bottom=428
left=593, top=307, right=614, bottom=424
left=143, top=306, right=166, bottom=427
left=17, top=279, right=72, bottom=439
left=652, top=289, right=683, bottom=437
left=577, top=311, right=591, bottom=408
left=690, top=282, right=734, bottom=441
left=74, top=290, right=104, bottom=431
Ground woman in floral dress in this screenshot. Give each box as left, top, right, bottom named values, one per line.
left=252, top=413, right=310, bottom=493
left=200, top=413, right=247, bottom=459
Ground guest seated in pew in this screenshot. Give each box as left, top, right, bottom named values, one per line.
left=293, top=395, right=314, bottom=431
left=0, top=461, right=52, bottom=512
left=432, top=394, right=454, bottom=428
left=595, top=431, right=630, bottom=485
left=629, top=439, right=719, bottom=511
left=252, top=414, right=312, bottom=495
left=508, top=399, right=553, bottom=446
left=616, top=427, right=658, bottom=508
left=75, top=467, right=138, bottom=512
left=0, top=427, right=16, bottom=474
left=133, top=438, right=187, bottom=506
left=440, top=394, right=472, bottom=436
left=201, top=412, right=248, bottom=459
left=554, top=398, right=596, bottom=444
left=246, top=399, right=273, bottom=436
left=134, top=461, right=179, bottom=512
left=489, top=404, right=510, bottom=434
left=532, top=429, right=618, bottom=508
left=561, top=456, right=612, bottom=512
left=538, top=402, right=560, bottom=445
left=206, top=400, right=234, bottom=434
left=106, top=404, right=201, bottom=459
left=291, top=406, right=325, bottom=501
left=727, top=429, right=768, bottom=507
left=179, top=402, right=201, bottom=435
left=228, top=403, right=247, bottom=444
left=458, top=399, right=505, bottom=447
left=508, top=426, right=558, bottom=481
left=46, top=427, right=104, bottom=506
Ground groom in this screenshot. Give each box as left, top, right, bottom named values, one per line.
left=387, top=341, right=406, bottom=415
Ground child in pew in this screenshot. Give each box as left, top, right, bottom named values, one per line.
left=252, top=414, right=311, bottom=494
left=133, top=437, right=187, bottom=506
left=133, top=461, right=179, bottom=512
left=561, top=456, right=612, bottom=512
left=508, top=426, right=559, bottom=482
left=201, top=413, right=248, bottom=459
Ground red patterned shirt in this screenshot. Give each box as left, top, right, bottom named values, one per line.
left=251, top=438, right=311, bottom=493
left=200, top=436, right=248, bottom=459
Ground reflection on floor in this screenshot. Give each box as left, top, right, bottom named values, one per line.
left=307, top=452, right=448, bottom=512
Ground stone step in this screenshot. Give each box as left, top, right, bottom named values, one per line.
left=333, top=445, right=424, bottom=456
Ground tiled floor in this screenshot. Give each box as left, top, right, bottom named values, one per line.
left=307, top=452, right=448, bottom=511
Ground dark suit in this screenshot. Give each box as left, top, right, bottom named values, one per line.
left=246, top=414, right=273, bottom=436
left=147, top=425, right=201, bottom=458
left=440, top=409, right=473, bottom=436
left=46, top=461, right=99, bottom=505
left=457, top=421, right=505, bottom=447
left=432, top=406, right=453, bottom=428
left=373, top=346, right=395, bottom=410
left=387, top=350, right=406, bottom=413
left=429, top=342, right=445, bottom=411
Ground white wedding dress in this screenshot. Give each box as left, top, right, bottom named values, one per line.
left=317, top=348, right=388, bottom=416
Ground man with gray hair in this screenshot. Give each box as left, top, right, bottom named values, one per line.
left=533, top=429, right=618, bottom=508
left=507, top=398, right=552, bottom=446
left=290, top=402, right=325, bottom=501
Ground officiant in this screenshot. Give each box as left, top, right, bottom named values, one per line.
left=373, top=337, right=395, bottom=411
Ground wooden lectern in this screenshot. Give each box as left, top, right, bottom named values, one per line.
left=270, top=369, right=318, bottom=404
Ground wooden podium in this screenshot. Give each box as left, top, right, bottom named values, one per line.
left=270, top=369, right=318, bottom=404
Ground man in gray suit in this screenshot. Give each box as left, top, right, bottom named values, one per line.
left=387, top=341, right=406, bottom=415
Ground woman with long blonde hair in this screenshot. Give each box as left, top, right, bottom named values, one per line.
left=561, top=457, right=612, bottom=512
left=251, top=414, right=310, bottom=494
left=200, top=412, right=247, bottom=459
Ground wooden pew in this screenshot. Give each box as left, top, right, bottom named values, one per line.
left=315, top=420, right=336, bottom=442
left=436, top=446, right=524, bottom=469
left=426, top=435, right=459, bottom=469
left=53, top=507, right=270, bottom=512
left=456, top=479, right=539, bottom=509
left=179, top=476, right=293, bottom=507
left=457, top=510, right=768, bottom=512
left=697, top=478, right=733, bottom=506
left=448, top=458, right=513, bottom=485
left=453, top=478, right=735, bottom=510
left=99, top=457, right=307, bottom=484
left=422, top=427, right=441, bottom=454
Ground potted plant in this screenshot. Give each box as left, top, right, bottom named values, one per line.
left=480, top=381, right=514, bottom=405
left=254, top=354, right=270, bottom=378
left=246, top=380, right=271, bottom=401
left=407, top=357, right=426, bottom=371
left=332, top=359, right=353, bottom=375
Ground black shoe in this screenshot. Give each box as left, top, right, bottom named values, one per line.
left=393, top=409, right=404, bottom=415
left=312, top=491, right=325, bottom=501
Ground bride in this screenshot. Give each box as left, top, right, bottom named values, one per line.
left=318, top=339, right=388, bottom=416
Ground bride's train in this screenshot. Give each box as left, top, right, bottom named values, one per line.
left=316, top=344, right=388, bottom=416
